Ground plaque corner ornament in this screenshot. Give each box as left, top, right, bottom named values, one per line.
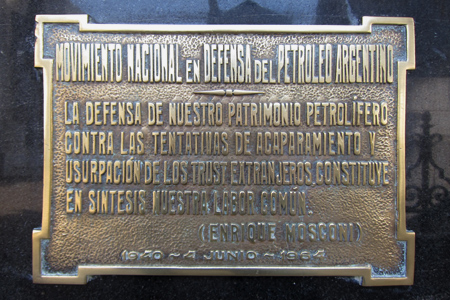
left=33, top=14, right=415, bottom=286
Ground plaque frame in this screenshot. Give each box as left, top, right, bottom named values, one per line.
left=33, top=15, right=415, bottom=286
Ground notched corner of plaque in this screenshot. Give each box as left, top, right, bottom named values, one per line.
left=361, top=230, right=415, bottom=286
left=33, top=15, right=415, bottom=286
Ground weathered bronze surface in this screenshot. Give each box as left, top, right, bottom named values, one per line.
left=33, top=15, right=415, bottom=285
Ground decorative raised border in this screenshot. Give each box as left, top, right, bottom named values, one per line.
left=33, top=15, right=415, bottom=285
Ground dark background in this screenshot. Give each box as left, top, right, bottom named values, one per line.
left=1, top=0, right=449, bottom=298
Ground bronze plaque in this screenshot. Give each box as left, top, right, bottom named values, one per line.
left=33, top=15, right=415, bottom=285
